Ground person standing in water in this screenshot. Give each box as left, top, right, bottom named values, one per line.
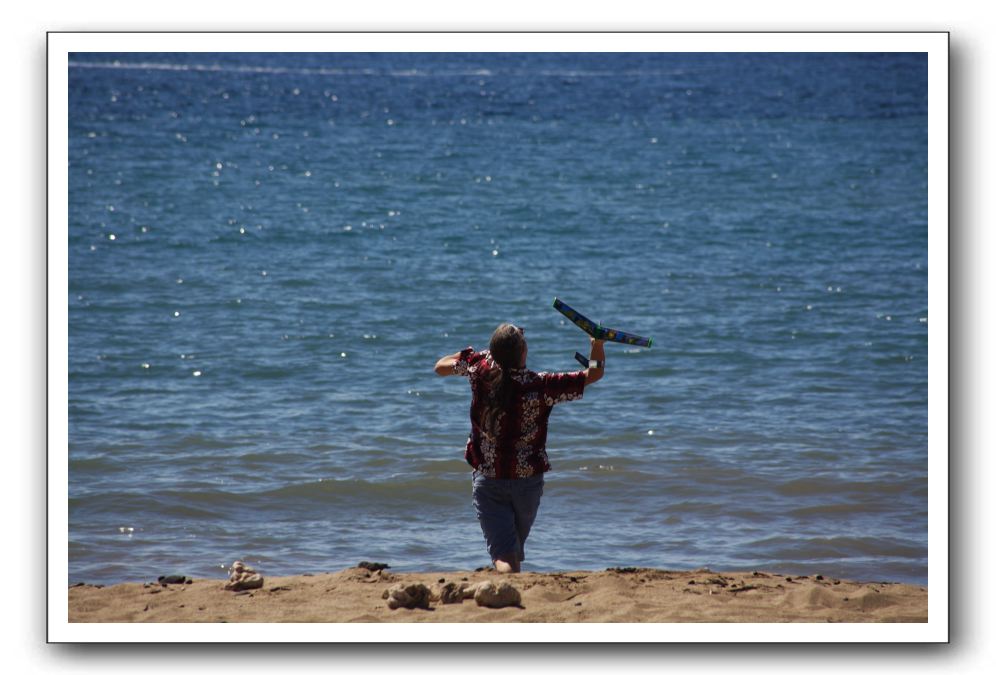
left=435, top=324, right=606, bottom=573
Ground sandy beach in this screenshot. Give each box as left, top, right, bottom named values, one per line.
left=68, top=565, right=927, bottom=623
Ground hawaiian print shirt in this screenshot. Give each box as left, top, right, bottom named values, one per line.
left=454, top=347, right=585, bottom=479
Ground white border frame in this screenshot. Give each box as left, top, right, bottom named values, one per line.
left=48, top=31, right=948, bottom=643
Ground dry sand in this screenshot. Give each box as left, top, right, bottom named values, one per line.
left=68, top=566, right=927, bottom=623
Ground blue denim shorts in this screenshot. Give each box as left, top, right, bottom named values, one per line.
left=472, top=472, right=545, bottom=562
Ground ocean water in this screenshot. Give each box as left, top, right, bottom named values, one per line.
left=67, top=52, right=929, bottom=586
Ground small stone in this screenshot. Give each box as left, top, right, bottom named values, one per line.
left=439, top=582, right=466, bottom=604
left=474, top=581, right=521, bottom=609
left=226, top=575, right=263, bottom=591
left=158, top=575, right=187, bottom=585
left=383, top=583, right=431, bottom=610
left=224, top=560, right=264, bottom=591
left=463, top=582, right=484, bottom=600
left=728, top=584, right=759, bottom=594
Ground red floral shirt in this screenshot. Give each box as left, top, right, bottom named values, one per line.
left=455, top=347, right=586, bottom=479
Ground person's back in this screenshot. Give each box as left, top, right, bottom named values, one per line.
left=435, top=323, right=605, bottom=572
left=457, top=347, right=585, bottom=478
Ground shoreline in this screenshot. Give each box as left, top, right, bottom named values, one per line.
left=69, top=565, right=927, bottom=623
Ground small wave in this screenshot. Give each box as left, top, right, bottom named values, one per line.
left=796, top=449, right=841, bottom=462
left=361, top=434, right=424, bottom=449
left=70, top=60, right=346, bottom=76
left=69, top=490, right=244, bottom=520
left=788, top=502, right=874, bottom=517
left=69, top=456, right=129, bottom=474
left=239, top=366, right=300, bottom=380
left=234, top=450, right=317, bottom=465
left=745, top=535, right=925, bottom=560
left=68, top=60, right=691, bottom=80
left=174, top=434, right=240, bottom=451
left=774, top=477, right=910, bottom=497
left=409, top=458, right=475, bottom=474
left=665, top=500, right=726, bottom=515
left=260, top=476, right=468, bottom=506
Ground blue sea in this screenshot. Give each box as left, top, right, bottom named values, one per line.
left=67, top=52, right=929, bottom=586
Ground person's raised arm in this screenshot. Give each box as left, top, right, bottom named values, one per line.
left=584, top=337, right=606, bottom=385
left=434, top=351, right=462, bottom=376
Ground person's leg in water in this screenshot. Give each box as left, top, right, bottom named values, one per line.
left=473, top=474, right=527, bottom=573
left=506, top=474, right=543, bottom=573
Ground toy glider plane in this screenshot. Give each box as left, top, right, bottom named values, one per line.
left=553, top=297, right=652, bottom=348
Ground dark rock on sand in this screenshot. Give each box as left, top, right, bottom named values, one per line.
left=358, top=561, right=391, bottom=572
left=158, top=575, right=187, bottom=585
left=382, top=583, right=431, bottom=610
left=439, top=582, right=467, bottom=604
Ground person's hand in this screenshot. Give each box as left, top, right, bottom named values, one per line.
left=590, top=336, right=605, bottom=346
